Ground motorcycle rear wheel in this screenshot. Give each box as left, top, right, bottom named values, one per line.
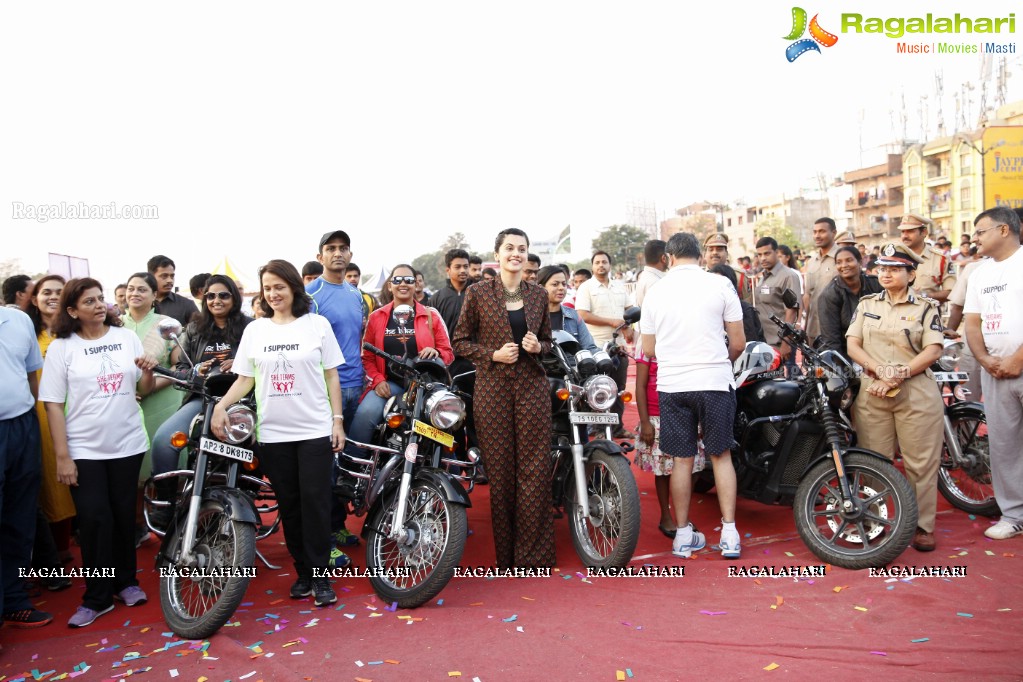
left=937, top=410, right=999, bottom=517
left=160, top=501, right=256, bottom=639
left=365, top=480, right=467, bottom=608
left=568, top=449, right=641, bottom=569
left=794, top=452, right=917, bottom=570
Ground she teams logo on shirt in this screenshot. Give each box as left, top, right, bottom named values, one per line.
left=95, top=353, right=124, bottom=394
left=271, top=352, right=296, bottom=394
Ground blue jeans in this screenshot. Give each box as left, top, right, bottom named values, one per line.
left=331, top=385, right=367, bottom=533
left=0, top=409, right=41, bottom=614
left=347, top=381, right=402, bottom=455
left=151, top=400, right=204, bottom=476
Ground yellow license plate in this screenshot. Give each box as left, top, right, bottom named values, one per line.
left=412, top=419, right=454, bottom=448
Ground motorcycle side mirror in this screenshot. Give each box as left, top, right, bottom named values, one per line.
left=157, top=318, right=194, bottom=368
left=782, top=289, right=799, bottom=310
left=623, top=306, right=641, bottom=325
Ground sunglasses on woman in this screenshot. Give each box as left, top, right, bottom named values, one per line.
left=205, top=291, right=233, bottom=301
left=390, top=276, right=416, bottom=285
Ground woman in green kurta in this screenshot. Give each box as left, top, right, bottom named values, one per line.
left=121, top=272, right=180, bottom=482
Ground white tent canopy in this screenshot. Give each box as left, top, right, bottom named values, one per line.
left=362, top=264, right=389, bottom=294
left=210, top=256, right=258, bottom=293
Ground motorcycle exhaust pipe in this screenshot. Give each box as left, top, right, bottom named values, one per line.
left=571, top=443, right=590, bottom=518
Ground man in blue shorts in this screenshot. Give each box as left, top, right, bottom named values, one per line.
left=307, top=230, right=367, bottom=559
left=640, top=232, right=747, bottom=559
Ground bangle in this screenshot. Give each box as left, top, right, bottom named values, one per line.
left=332, top=415, right=343, bottom=421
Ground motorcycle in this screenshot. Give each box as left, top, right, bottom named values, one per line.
left=695, top=290, right=918, bottom=569
left=142, top=319, right=268, bottom=639
left=340, top=322, right=477, bottom=608
left=930, top=341, right=997, bottom=516
left=544, top=308, right=641, bottom=568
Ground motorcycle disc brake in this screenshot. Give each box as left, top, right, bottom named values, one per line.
left=824, top=485, right=889, bottom=543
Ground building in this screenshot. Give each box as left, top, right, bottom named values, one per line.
left=720, top=195, right=831, bottom=256
left=844, top=154, right=904, bottom=247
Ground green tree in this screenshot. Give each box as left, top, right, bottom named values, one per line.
left=413, top=232, right=479, bottom=292
left=592, top=224, right=650, bottom=270
left=756, top=217, right=809, bottom=253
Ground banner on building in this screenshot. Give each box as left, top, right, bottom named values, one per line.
left=984, top=126, right=1023, bottom=210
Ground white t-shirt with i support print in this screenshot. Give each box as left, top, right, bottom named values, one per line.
left=232, top=313, right=345, bottom=443
left=38, top=326, right=149, bottom=460
left=964, top=246, right=1023, bottom=358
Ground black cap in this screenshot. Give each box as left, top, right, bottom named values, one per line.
left=318, top=230, right=351, bottom=250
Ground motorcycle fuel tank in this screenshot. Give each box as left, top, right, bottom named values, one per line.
left=738, top=378, right=801, bottom=417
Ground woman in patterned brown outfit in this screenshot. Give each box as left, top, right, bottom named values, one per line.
left=453, top=228, right=555, bottom=569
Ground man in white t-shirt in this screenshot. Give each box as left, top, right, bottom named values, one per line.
left=576, top=251, right=636, bottom=437
left=640, top=232, right=746, bottom=559
left=964, top=206, right=1023, bottom=540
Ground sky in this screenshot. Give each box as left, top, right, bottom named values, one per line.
left=2, top=1, right=1021, bottom=290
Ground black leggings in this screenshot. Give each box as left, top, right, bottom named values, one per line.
left=259, top=438, right=333, bottom=577
left=70, top=454, right=144, bottom=610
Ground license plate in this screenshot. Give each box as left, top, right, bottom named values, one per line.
left=570, top=412, right=619, bottom=425
left=933, top=371, right=969, bottom=383
left=199, top=437, right=253, bottom=463
left=412, top=420, right=454, bottom=448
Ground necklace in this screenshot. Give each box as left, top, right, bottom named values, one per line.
left=503, top=285, right=523, bottom=302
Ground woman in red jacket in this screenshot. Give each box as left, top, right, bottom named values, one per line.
left=347, top=264, right=453, bottom=451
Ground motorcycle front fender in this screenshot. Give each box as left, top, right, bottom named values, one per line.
left=803, top=446, right=892, bottom=477
left=359, top=466, right=472, bottom=540
left=583, top=438, right=627, bottom=459
left=154, top=486, right=259, bottom=568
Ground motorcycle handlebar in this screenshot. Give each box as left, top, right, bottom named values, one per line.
left=151, top=365, right=177, bottom=378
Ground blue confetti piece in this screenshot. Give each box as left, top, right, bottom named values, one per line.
left=123, top=620, right=131, bottom=627
left=437, top=599, right=444, bottom=605
left=626, top=670, right=634, bottom=678
left=502, top=614, right=518, bottom=622
left=957, top=612, right=974, bottom=618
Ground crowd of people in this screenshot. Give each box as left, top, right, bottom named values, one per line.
left=1, top=207, right=1021, bottom=636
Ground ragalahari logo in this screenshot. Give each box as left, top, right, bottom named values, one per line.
left=784, top=7, right=839, bottom=62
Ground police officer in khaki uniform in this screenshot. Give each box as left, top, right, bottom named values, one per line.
left=846, top=242, right=946, bottom=552
left=835, top=230, right=857, bottom=246
left=703, top=233, right=752, bottom=304
left=803, top=217, right=839, bottom=342
left=899, top=213, right=957, bottom=304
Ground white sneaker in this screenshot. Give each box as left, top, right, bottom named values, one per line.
left=671, top=524, right=706, bottom=558
left=984, top=520, right=1023, bottom=540
left=719, top=529, right=741, bottom=559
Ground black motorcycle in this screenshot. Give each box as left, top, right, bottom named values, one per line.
left=696, top=291, right=918, bottom=569
left=340, top=327, right=476, bottom=607
left=930, top=340, right=997, bottom=516
left=142, top=319, right=266, bottom=639
left=544, top=310, right=641, bottom=568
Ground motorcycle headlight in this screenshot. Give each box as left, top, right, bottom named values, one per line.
left=426, top=390, right=465, bottom=431
left=223, top=404, right=256, bottom=444
left=839, top=387, right=854, bottom=411
left=938, top=341, right=963, bottom=371
left=583, top=375, right=618, bottom=411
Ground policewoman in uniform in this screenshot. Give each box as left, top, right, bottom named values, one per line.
left=846, top=243, right=945, bottom=552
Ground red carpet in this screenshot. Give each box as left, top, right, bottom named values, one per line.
left=5, top=365, right=1022, bottom=680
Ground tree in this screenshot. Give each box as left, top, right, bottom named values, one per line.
left=592, top=224, right=650, bottom=270
left=755, top=217, right=809, bottom=252
left=413, top=232, right=480, bottom=292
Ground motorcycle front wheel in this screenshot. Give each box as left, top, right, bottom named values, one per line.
left=365, top=480, right=467, bottom=608
left=937, top=410, right=999, bottom=517
left=794, top=452, right=917, bottom=570
left=160, top=501, right=256, bottom=639
left=568, top=449, right=641, bottom=569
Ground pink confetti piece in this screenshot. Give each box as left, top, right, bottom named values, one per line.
left=699, top=610, right=727, bottom=616
left=870, top=651, right=887, bottom=656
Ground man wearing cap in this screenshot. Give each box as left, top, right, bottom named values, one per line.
left=964, top=206, right=1023, bottom=540
left=803, top=217, right=839, bottom=342
left=900, top=213, right=956, bottom=304
left=846, top=242, right=946, bottom=552
left=703, top=233, right=751, bottom=304
left=835, top=231, right=857, bottom=247
left=306, top=230, right=366, bottom=556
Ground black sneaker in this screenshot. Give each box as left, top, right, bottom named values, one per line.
left=3, top=608, right=54, bottom=629
left=42, top=575, right=73, bottom=592
left=312, top=578, right=337, bottom=607
left=290, top=576, right=313, bottom=599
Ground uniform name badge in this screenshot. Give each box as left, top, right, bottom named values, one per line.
left=760, top=287, right=770, bottom=295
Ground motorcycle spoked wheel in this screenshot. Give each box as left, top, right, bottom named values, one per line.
left=794, top=452, right=918, bottom=570
left=365, top=480, right=467, bottom=608
left=160, top=501, right=256, bottom=639
left=568, top=449, right=641, bottom=569
left=937, top=411, right=999, bottom=517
